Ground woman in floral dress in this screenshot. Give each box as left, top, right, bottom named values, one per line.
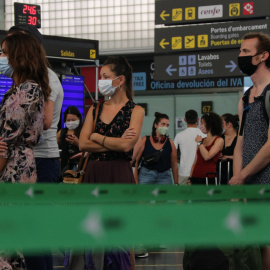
left=0, top=32, right=51, bottom=183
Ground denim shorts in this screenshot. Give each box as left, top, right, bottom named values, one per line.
left=138, top=166, right=173, bottom=185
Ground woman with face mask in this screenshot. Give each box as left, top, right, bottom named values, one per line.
left=188, top=112, right=224, bottom=185
left=218, top=113, right=239, bottom=184
left=57, top=106, right=83, bottom=175
left=78, top=56, right=144, bottom=270
left=134, top=112, right=178, bottom=185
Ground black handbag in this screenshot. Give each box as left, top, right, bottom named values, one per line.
left=141, top=149, right=163, bottom=166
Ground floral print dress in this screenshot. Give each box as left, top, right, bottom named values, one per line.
left=0, top=81, right=45, bottom=183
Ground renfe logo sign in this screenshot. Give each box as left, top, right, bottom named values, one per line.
left=198, top=5, right=223, bottom=19
left=243, top=2, right=254, bottom=15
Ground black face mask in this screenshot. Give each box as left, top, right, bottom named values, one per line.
left=238, top=53, right=263, bottom=76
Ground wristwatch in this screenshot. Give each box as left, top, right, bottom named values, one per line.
left=197, top=141, right=203, bottom=146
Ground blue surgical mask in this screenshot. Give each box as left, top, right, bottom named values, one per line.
left=0, top=57, right=13, bottom=77
left=98, top=76, right=120, bottom=97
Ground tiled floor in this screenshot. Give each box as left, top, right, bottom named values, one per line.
left=53, top=247, right=184, bottom=269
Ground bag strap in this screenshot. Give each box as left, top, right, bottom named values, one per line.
left=239, top=88, right=251, bottom=136
left=77, top=102, right=100, bottom=184
left=264, top=83, right=270, bottom=122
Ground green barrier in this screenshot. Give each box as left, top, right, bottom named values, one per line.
left=0, top=202, right=269, bottom=252
left=0, top=183, right=270, bottom=204
left=0, top=184, right=269, bottom=252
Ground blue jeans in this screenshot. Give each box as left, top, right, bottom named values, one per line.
left=24, top=158, right=60, bottom=270
left=35, top=158, right=61, bottom=183
left=138, top=166, right=173, bottom=185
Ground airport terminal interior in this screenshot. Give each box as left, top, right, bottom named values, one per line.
left=0, top=0, right=269, bottom=269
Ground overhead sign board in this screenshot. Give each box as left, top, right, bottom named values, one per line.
left=155, top=0, right=270, bottom=25
left=154, top=49, right=242, bottom=80
left=155, top=19, right=270, bottom=54
left=0, top=30, right=99, bottom=62
left=43, top=35, right=99, bottom=61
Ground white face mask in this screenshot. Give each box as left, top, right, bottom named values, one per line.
left=66, top=120, right=80, bottom=130
left=157, top=126, right=168, bottom=136
left=0, top=57, right=13, bottom=77
left=98, top=76, right=120, bottom=97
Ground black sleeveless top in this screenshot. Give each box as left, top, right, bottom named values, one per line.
left=89, top=100, right=135, bottom=161
left=142, top=136, right=172, bottom=172
left=59, top=128, right=80, bottom=170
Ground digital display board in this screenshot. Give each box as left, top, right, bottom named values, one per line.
left=0, top=74, right=13, bottom=104
left=61, top=75, right=85, bottom=128
left=14, top=2, right=41, bottom=28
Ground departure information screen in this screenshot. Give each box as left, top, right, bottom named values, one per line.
left=0, top=74, right=12, bottom=104
left=61, top=75, right=85, bottom=128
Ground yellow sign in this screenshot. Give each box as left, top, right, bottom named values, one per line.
left=171, top=37, right=182, bottom=50
left=198, top=35, right=208, bottom=48
left=172, top=8, right=182, bottom=21
left=185, top=36, right=195, bottom=48
left=229, top=3, right=240, bottom=16
left=90, top=50, right=96, bottom=59
left=185, top=7, right=195, bottom=20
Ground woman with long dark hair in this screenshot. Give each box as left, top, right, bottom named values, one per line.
left=57, top=106, right=83, bottom=173
left=0, top=32, right=51, bottom=182
left=188, top=112, right=224, bottom=185
left=219, top=113, right=239, bottom=184
left=78, top=56, right=144, bottom=270
left=134, top=112, right=178, bottom=185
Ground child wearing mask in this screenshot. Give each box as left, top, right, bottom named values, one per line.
left=57, top=106, right=83, bottom=174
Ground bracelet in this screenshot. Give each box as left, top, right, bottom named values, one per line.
left=102, top=136, right=106, bottom=146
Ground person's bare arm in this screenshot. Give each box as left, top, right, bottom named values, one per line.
left=43, top=100, right=54, bottom=130
left=170, top=139, right=178, bottom=184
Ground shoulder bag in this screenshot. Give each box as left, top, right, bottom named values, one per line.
left=63, top=103, right=100, bottom=184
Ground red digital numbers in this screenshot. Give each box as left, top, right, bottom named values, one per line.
left=23, top=5, right=37, bottom=15
left=28, top=16, right=37, bottom=26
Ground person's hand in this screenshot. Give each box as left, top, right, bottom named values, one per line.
left=122, top=127, right=136, bottom=139
left=66, top=134, right=79, bottom=146
left=0, top=137, right=7, bottom=152
left=228, top=175, right=245, bottom=185
left=195, top=135, right=202, bottom=143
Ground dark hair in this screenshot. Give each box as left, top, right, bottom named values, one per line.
left=243, top=32, right=270, bottom=68
left=8, top=24, right=43, bottom=44
left=152, top=112, right=169, bottom=137
left=201, top=112, right=223, bottom=136
left=185, top=110, right=198, bottom=124
left=222, top=113, right=239, bottom=132
left=103, top=56, right=133, bottom=100
left=1, top=32, right=51, bottom=101
left=64, top=106, right=83, bottom=137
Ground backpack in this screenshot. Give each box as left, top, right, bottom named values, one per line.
left=239, top=83, right=270, bottom=136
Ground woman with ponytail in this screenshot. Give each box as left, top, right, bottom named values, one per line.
left=219, top=113, right=239, bottom=184
left=134, top=112, right=178, bottom=185
left=188, top=112, right=224, bottom=185
left=79, top=56, right=144, bottom=270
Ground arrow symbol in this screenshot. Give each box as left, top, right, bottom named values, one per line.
left=224, top=210, right=243, bottom=234
left=159, top=39, right=169, bottom=49
left=225, top=61, right=237, bottom=72
left=81, top=211, right=104, bottom=239
left=152, top=188, right=159, bottom=197
left=160, top=10, right=170, bottom=21
left=25, top=187, right=34, bottom=198
left=92, top=187, right=99, bottom=197
left=166, top=65, right=177, bottom=76
left=208, top=188, right=214, bottom=196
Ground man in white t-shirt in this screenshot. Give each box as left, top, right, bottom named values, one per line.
left=174, top=110, right=206, bottom=185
